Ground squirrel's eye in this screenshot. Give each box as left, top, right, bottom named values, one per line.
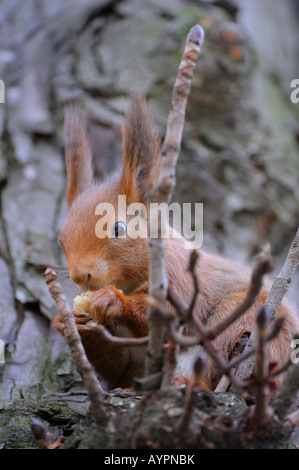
left=112, top=221, right=127, bottom=238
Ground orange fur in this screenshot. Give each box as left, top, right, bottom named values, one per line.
left=56, top=95, right=299, bottom=392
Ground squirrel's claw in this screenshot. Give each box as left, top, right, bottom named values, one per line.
left=90, top=286, right=124, bottom=329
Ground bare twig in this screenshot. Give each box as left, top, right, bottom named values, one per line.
left=208, top=248, right=273, bottom=340
left=85, top=322, right=149, bottom=347
left=242, top=360, right=292, bottom=390
left=166, top=281, right=242, bottom=394
left=270, top=358, right=292, bottom=378
left=176, top=354, right=206, bottom=434
left=160, top=251, right=200, bottom=390
left=235, top=228, right=299, bottom=382
left=223, top=316, right=284, bottom=373
left=265, top=228, right=299, bottom=320
left=194, top=316, right=245, bottom=395
left=167, top=250, right=282, bottom=397
left=45, top=267, right=107, bottom=424
left=169, top=322, right=200, bottom=346
left=167, top=285, right=245, bottom=396
left=186, top=250, right=200, bottom=320
left=250, top=307, right=273, bottom=425
left=42, top=390, right=90, bottom=403
left=167, top=248, right=281, bottom=383
left=214, top=371, right=236, bottom=392
left=160, top=341, right=178, bottom=391
left=214, top=316, right=285, bottom=391
left=145, top=25, right=205, bottom=379
left=167, top=283, right=205, bottom=328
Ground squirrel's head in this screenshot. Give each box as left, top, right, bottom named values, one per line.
left=60, top=94, right=161, bottom=294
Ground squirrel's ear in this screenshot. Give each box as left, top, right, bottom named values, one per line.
left=64, top=104, right=93, bottom=206
left=120, top=94, right=161, bottom=202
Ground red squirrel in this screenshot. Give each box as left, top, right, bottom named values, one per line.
left=55, top=94, right=299, bottom=393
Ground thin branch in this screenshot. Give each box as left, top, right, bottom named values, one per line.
left=208, top=248, right=273, bottom=340
left=214, top=371, right=237, bottom=393
left=186, top=250, right=200, bottom=320
left=167, top=264, right=284, bottom=396
left=84, top=322, right=149, bottom=346
left=145, top=25, right=205, bottom=379
left=250, top=306, right=272, bottom=426
left=167, top=284, right=195, bottom=324
left=223, top=316, right=284, bottom=373
left=167, top=247, right=282, bottom=392
left=265, top=228, right=299, bottom=320
left=270, top=358, right=292, bottom=378
left=45, top=267, right=107, bottom=424
left=193, top=315, right=246, bottom=395
left=214, top=316, right=284, bottom=391
left=160, top=341, right=178, bottom=391
left=158, top=280, right=245, bottom=393
left=240, top=358, right=292, bottom=391
left=160, top=251, right=200, bottom=390
left=235, top=227, right=299, bottom=382
left=176, top=354, right=206, bottom=434
left=169, top=322, right=200, bottom=346
left=167, top=285, right=245, bottom=396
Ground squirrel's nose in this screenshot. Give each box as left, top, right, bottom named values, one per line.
left=70, top=267, right=91, bottom=287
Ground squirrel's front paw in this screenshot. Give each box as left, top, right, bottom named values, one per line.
left=54, top=311, right=92, bottom=338
left=90, top=286, right=124, bottom=329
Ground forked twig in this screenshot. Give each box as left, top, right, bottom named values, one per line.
left=145, top=24, right=205, bottom=379
left=186, top=250, right=200, bottom=320
left=166, top=249, right=284, bottom=396
left=45, top=267, right=107, bottom=424
left=214, top=372, right=235, bottom=393
left=87, top=323, right=149, bottom=347
left=160, top=250, right=200, bottom=390
left=208, top=248, right=273, bottom=340
left=224, top=316, right=284, bottom=372
left=236, top=228, right=299, bottom=382
left=167, top=285, right=245, bottom=396
left=214, top=316, right=285, bottom=392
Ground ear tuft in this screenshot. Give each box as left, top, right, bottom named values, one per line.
left=121, top=94, right=161, bottom=202
left=64, top=104, right=93, bottom=206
